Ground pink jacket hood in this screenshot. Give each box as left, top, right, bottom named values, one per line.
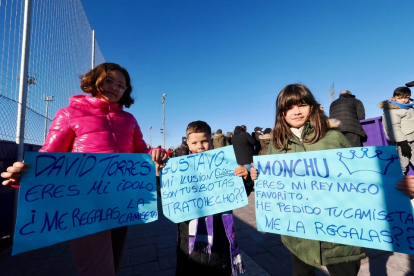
left=39, top=95, right=148, bottom=154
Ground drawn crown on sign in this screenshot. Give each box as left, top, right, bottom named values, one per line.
left=337, top=148, right=399, bottom=175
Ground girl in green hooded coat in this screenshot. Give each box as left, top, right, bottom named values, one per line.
left=267, top=84, right=365, bottom=276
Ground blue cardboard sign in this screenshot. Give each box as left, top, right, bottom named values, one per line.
left=160, top=146, right=248, bottom=223
left=13, top=152, right=158, bottom=255
left=254, top=146, right=414, bottom=254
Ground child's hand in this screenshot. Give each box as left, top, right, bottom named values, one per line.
left=150, top=148, right=167, bottom=164
left=250, top=163, right=257, bottom=181
left=234, top=165, right=249, bottom=180
left=396, top=175, right=414, bottom=199
left=1, top=162, right=31, bottom=188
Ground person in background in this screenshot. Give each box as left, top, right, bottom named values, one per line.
left=156, top=121, right=256, bottom=276
left=378, top=86, right=414, bottom=174
left=232, top=125, right=256, bottom=170
left=176, top=137, right=189, bottom=156
left=318, top=104, right=324, bottom=112
left=406, top=81, right=414, bottom=87
left=258, top=128, right=271, bottom=155
left=167, top=148, right=174, bottom=158
left=253, top=127, right=263, bottom=155
left=1, top=63, right=166, bottom=276
left=329, top=90, right=366, bottom=147
left=212, top=129, right=228, bottom=149
left=267, top=84, right=365, bottom=276
left=226, top=132, right=233, bottom=145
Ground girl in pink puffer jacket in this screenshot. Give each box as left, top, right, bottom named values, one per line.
left=2, top=63, right=166, bottom=276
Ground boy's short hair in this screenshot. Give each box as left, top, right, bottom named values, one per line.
left=394, top=87, right=411, bottom=97
left=186, top=121, right=211, bottom=138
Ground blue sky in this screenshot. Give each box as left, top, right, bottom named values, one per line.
left=81, top=0, right=414, bottom=149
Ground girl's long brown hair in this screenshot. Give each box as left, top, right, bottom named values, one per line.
left=272, top=84, right=329, bottom=150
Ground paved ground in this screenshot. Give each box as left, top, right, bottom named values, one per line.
left=1, top=193, right=414, bottom=276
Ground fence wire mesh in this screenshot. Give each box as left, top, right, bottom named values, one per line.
left=0, top=0, right=105, bottom=237
left=0, top=0, right=105, bottom=146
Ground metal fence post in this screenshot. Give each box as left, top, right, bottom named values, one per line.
left=92, top=30, right=95, bottom=69
left=13, top=0, right=32, bottom=236
left=16, top=0, right=32, bottom=160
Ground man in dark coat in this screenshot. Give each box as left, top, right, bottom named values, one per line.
left=329, top=90, right=366, bottom=147
left=253, top=126, right=263, bottom=155
left=176, top=137, right=189, bottom=156
left=232, top=125, right=256, bottom=167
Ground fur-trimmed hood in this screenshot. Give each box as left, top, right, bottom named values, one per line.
left=378, top=100, right=403, bottom=110
left=327, top=118, right=341, bottom=130
left=213, top=133, right=226, bottom=139
left=259, top=133, right=271, bottom=140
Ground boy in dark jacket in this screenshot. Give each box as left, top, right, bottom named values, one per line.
left=157, top=121, right=255, bottom=276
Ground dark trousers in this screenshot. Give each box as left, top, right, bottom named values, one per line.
left=342, top=132, right=363, bottom=147
left=291, top=253, right=361, bottom=276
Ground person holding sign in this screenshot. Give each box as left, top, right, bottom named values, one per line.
left=1, top=63, right=166, bottom=276
left=157, top=121, right=256, bottom=276
left=266, top=84, right=365, bottom=276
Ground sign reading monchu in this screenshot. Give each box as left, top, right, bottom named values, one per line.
left=13, top=152, right=158, bottom=255
left=160, top=146, right=248, bottom=223
left=254, top=146, right=414, bottom=254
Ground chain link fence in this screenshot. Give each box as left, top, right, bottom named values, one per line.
left=0, top=0, right=105, bottom=237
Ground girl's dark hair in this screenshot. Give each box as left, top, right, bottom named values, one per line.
left=272, top=84, right=329, bottom=150
left=80, top=63, right=134, bottom=108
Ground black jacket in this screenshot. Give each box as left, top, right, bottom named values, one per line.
left=232, top=126, right=256, bottom=164
left=329, top=94, right=366, bottom=137
left=176, top=141, right=189, bottom=156
left=254, top=132, right=262, bottom=154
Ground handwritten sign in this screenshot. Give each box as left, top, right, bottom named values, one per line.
left=160, top=146, right=248, bottom=223
left=13, top=152, right=158, bottom=255
left=254, top=146, right=414, bottom=254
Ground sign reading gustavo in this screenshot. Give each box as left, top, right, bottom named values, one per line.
left=159, top=146, right=248, bottom=223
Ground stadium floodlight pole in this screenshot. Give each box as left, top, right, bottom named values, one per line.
left=14, top=0, right=32, bottom=236
left=43, top=95, right=54, bottom=142
left=150, top=126, right=152, bottom=147
left=161, top=94, right=167, bottom=149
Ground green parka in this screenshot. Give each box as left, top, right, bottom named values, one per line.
left=212, top=133, right=229, bottom=149
left=267, top=121, right=366, bottom=267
